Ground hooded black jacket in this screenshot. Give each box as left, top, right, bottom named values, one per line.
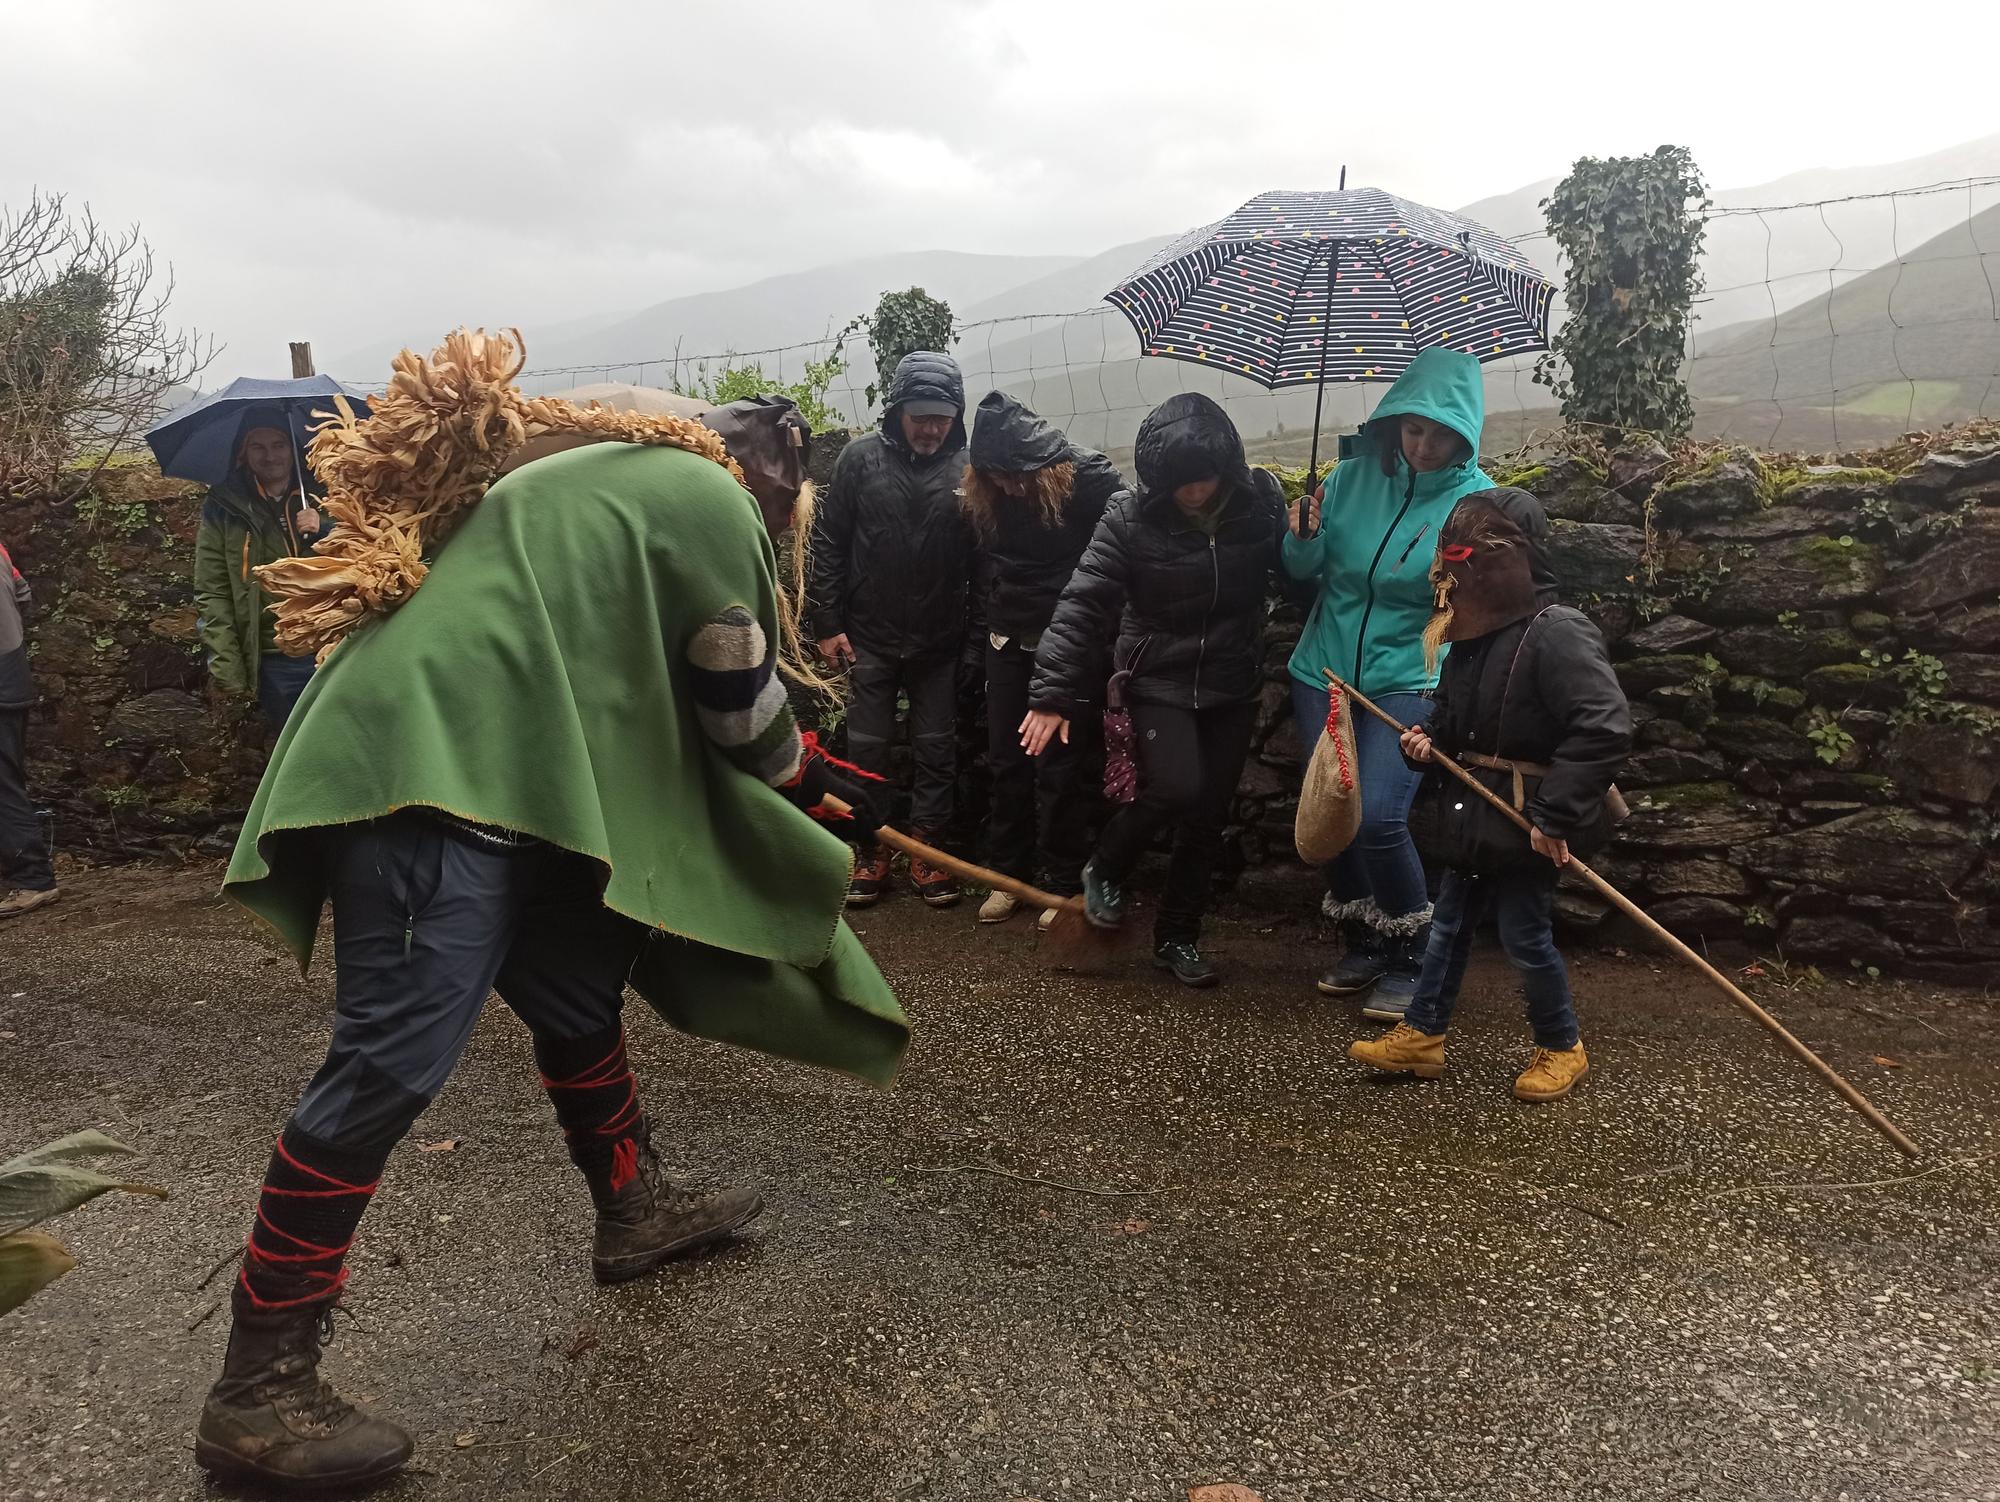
left=965, top=392, right=1130, bottom=638
left=808, top=351, right=971, bottom=658
left=1030, top=393, right=1288, bottom=713
left=1417, top=486, right=1628, bottom=858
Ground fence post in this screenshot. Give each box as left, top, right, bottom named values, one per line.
left=289, top=342, right=315, bottom=378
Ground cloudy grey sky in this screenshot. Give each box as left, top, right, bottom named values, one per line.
left=5, top=0, right=1995, bottom=383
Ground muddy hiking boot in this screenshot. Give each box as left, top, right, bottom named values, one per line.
left=196, top=1296, right=414, bottom=1490
left=1080, top=858, right=1126, bottom=930
left=908, top=834, right=962, bottom=908
left=846, top=844, right=892, bottom=907
left=584, top=1121, right=765, bottom=1285
left=0, top=885, right=59, bottom=920
left=978, top=889, right=1020, bottom=923
left=1317, top=920, right=1386, bottom=997
left=1153, top=940, right=1219, bottom=988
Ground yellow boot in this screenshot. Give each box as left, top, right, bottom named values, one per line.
left=1347, top=1023, right=1446, bottom=1080
left=1514, top=1041, right=1589, bottom=1102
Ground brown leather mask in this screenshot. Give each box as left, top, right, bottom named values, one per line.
left=1423, top=495, right=1541, bottom=671
left=701, top=396, right=813, bottom=537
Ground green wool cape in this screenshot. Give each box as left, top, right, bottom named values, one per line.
left=224, top=442, right=908, bottom=1086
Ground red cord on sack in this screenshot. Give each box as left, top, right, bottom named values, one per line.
left=1324, top=687, right=1357, bottom=795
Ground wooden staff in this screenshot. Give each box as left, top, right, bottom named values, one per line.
left=1327, top=671, right=1920, bottom=1159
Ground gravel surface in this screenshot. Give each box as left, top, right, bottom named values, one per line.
left=1, top=861, right=1996, bottom=1501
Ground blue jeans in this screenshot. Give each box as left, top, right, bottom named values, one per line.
left=1289, top=679, right=1432, bottom=921
left=258, top=651, right=316, bottom=732
left=1404, top=867, right=1579, bottom=1049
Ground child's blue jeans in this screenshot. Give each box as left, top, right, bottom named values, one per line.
left=1403, top=865, right=1580, bottom=1049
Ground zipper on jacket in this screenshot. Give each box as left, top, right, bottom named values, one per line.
left=1192, top=533, right=1219, bottom=709
left=1392, top=523, right=1429, bottom=574
left=1353, top=470, right=1418, bottom=685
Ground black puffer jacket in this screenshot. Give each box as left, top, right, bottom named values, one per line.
left=808, top=351, right=971, bottom=658
left=1030, top=394, right=1288, bottom=713
left=966, top=392, right=1130, bottom=638
left=1422, top=604, right=1632, bottom=861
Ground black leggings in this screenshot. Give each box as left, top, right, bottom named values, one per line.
left=1093, top=699, right=1257, bottom=945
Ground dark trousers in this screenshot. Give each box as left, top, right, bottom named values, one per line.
left=844, top=646, right=956, bottom=834
left=1404, top=866, right=1580, bottom=1049
left=0, top=706, right=54, bottom=891
left=984, top=639, right=1091, bottom=895
left=289, top=812, right=648, bottom=1152
left=257, top=652, right=316, bottom=732
left=1094, top=698, right=1257, bottom=945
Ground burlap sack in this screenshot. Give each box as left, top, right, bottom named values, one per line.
left=1295, top=682, right=1363, bottom=863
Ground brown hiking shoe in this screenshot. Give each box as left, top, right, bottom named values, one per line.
left=846, top=845, right=891, bottom=907
left=1347, top=1022, right=1447, bottom=1079
left=1514, top=1041, right=1589, bottom=1102
left=196, top=1299, right=414, bottom=1489
left=0, top=886, right=59, bottom=920
left=908, top=836, right=961, bottom=908
left=978, top=889, right=1020, bottom=923
left=587, top=1125, right=764, bottom=1285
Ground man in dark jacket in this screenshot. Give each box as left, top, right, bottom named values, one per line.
left=809, top=350, right=973, bottom=908
left=1349, top=489, right=1631, bottom=1102
left=960, top=391, right=1128, bottom=923
left=0, top=537, right=57, bottom=919
left=193, top=418, right=332, bottom=729
left=1021, top=393, right=1288, bottom=985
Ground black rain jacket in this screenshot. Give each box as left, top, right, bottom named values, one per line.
left=1030, top=393, right=1287, bottom=713
left=966, top=391, right=1129, bottom=639
left=808, top=351, right=971, bottom=659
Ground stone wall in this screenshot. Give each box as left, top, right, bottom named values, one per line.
left=1, top=466, right=268, bottom=860
left=1244, top=436, right=2000, bottom=985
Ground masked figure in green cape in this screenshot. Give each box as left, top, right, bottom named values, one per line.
left=193, top=330, right=902, bottom=1491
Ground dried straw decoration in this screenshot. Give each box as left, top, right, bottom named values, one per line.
left=256, top=328, right=743, bottom=662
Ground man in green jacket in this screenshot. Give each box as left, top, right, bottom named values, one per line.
left=193, top=334, right=903, bottom=1492
left=191, top=420, right=328, bottom=728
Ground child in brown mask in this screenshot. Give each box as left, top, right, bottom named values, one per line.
left=1347, top=489, right=1631, bottom=1102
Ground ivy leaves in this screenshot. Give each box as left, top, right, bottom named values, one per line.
left=862, top=287, right=955, bottom=408
left=1535, top=146, right=1710, bottom=438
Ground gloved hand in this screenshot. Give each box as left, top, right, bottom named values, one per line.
left=779, top=750, right=884, bottom=841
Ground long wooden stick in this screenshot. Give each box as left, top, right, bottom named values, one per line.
left=1326, top=671, right=1921, bottom=1159
left=823, top=797, right=1083, bottom=914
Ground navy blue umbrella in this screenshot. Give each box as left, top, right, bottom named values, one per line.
left=1106, top=186, right=1555, bottom=477
left=145, top=375, right=373, bottom=488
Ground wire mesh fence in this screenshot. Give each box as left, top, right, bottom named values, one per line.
left=510, top=175, right=2000, bottom=464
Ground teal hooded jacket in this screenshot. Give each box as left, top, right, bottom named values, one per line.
left=1282, top=347, right=1492, bottom=697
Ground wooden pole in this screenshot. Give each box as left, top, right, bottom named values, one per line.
left=1327, top=671, right=1921, bottom=1159
left=289, top=342, right=315, bottom=378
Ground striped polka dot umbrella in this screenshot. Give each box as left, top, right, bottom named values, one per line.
left=1105, top=186, right=1555, bottom=474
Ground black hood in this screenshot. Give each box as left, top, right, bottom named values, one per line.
left=1477, top=486, right=1559, bottom=601
left=880, top=350, right=967, bottom=455
left=1133, top=392, right=1250, bottom=507
left=968, top=390, right=1067, bottom=471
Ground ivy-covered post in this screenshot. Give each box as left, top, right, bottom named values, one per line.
left=864, top=287, right=955, bottom=407
left=1535, top=146, right=1709, bottom=437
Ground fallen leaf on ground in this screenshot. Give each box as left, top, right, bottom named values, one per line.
left=1107, top=1218, right=1151, bottom=1236
left=418, top=1138, right=460, bottom=1153
left=1873, top=1055, right=1903, bottom=1068
left=454, top=1432, right=475, bottom=1449
left=564, top=1328, right=599, bottom=1361
left=1740, top=964, right=1767, bottom=979
left=1190, top=1486, right=1265, bottom=1502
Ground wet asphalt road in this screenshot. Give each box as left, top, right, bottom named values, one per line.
left=1, top=861, right=1996, bottom=1501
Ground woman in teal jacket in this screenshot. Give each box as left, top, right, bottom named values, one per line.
left=1282, top=348, right=1492, bottom=1015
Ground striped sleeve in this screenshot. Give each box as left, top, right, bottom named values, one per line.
left=686, top=604, right=803, bottom=786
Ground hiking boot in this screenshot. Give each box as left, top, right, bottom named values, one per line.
left=1347, top=1022, right=1447, bottom=1079
left=908, top=835, right=962, bottom=908
left=1360, top=926, right=1429, bottom=1022
left=195, top=1298, right=414, bottom=1489
left=1316, top=920, right=1385, bottom=997
left=0, top=885, right=59, bottom=921
left=846, top=845, right=891, bottom=908
left=978, top=889, right=1020, bottom=924
left=585, top=1122, right=765, bottom=1285
left=1153, top=939, right=1219, bottom=988
left=1080, top=858, right=1126, bottom=930
left=1514, top=1041, right=1589, bottom=1103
